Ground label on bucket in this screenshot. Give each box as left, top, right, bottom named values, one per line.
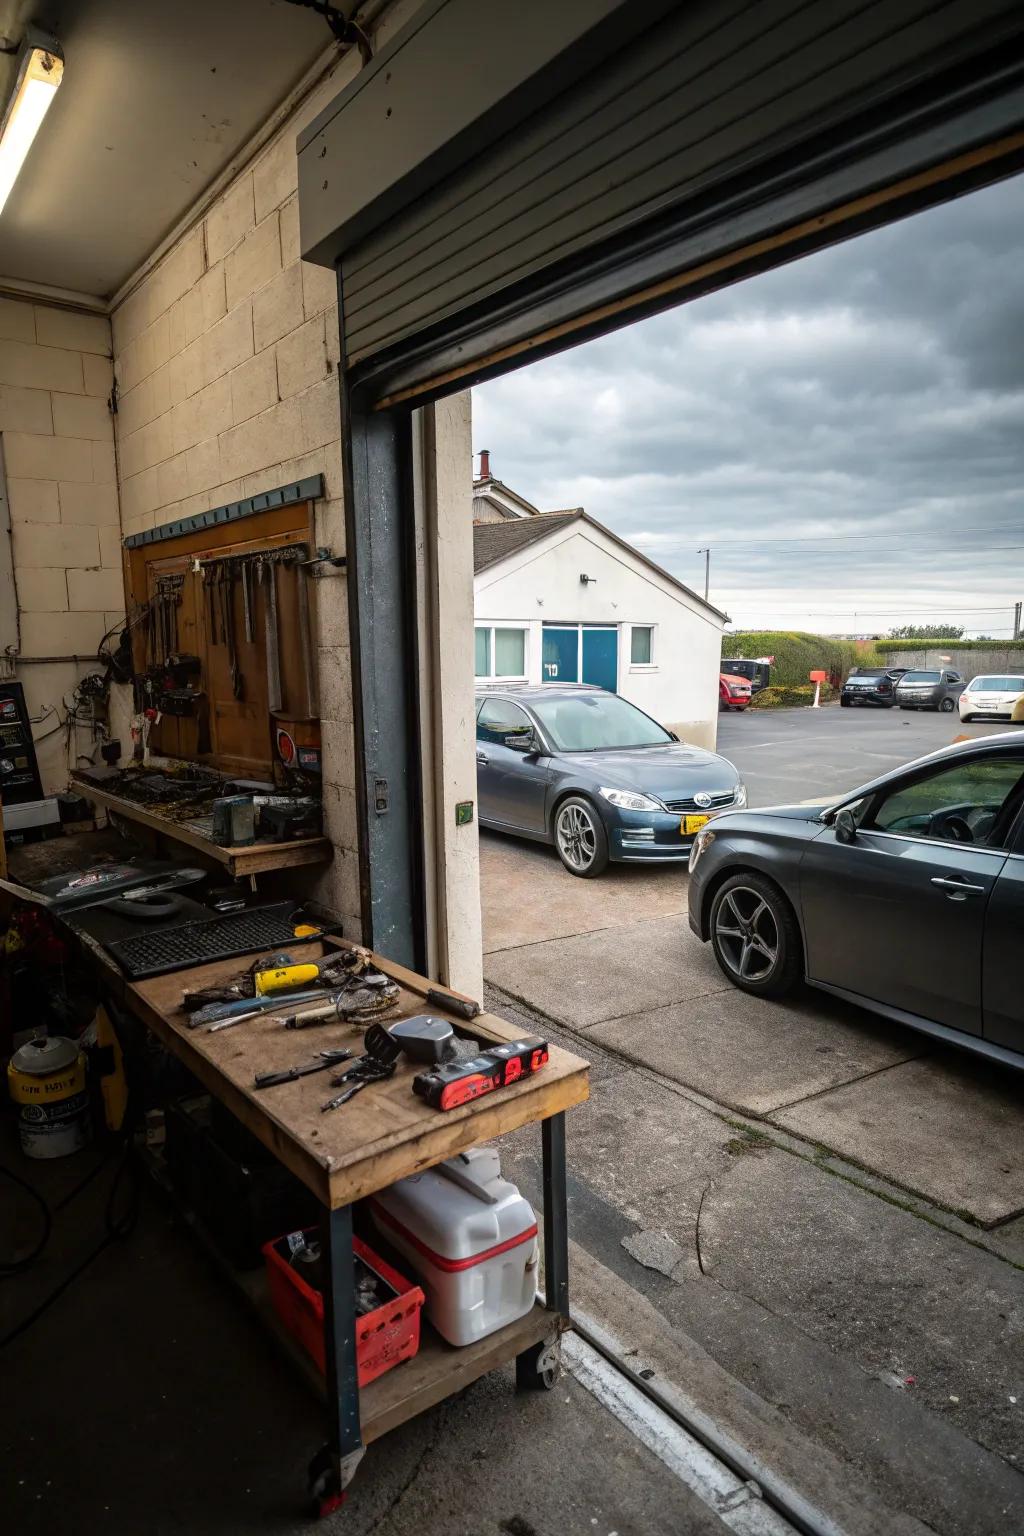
left=17, top=1089, right=91, bottom=1158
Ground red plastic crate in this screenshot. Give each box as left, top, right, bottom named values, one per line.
left=263, top=1230, right=425, bottom=1386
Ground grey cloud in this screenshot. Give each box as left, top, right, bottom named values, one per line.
left=473, top=176, right=1024, bottom=635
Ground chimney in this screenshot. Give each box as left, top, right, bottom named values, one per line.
left=478, top=448, right=491, bottom=481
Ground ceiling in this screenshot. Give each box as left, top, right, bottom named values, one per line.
left=0, top=0, right=330, bottom=298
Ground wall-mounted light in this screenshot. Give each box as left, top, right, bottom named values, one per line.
left=0, top=34, right=64, bottom=215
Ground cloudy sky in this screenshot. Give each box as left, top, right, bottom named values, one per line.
left=472, top=175, right=1024, bottom=639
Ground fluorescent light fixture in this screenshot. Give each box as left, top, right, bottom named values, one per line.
left=0, top=36, right=63, bottom=215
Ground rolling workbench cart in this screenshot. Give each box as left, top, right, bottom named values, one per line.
left=121, top=940, right=589, bottom=1516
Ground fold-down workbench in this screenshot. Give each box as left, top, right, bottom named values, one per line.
left=121, top=938, right=590, bottom=1513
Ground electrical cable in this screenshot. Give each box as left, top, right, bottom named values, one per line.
left=0, top=1139, right=139, bottom=1351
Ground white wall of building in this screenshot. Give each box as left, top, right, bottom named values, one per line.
left=474, top=521, right=723, bottom=748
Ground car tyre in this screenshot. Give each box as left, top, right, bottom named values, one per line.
left=840, top=697, right=850, bottom=707
left=553, top=795, right=609, bottom=878
left=939, top=697, right=955, bottom=713
left=710, top=873, right=802, bottom=999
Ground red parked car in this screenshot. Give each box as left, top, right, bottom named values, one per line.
left=719, top=673, right=752, bottom=711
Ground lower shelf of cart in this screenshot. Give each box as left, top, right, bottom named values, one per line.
left=254, top=1284, right=562, bottom=1442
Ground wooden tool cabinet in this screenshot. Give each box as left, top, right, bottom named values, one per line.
left=118, top=938, right=589, bottom=1514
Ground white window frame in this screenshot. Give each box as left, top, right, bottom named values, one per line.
left=628, top=623, right=657, bottom=672
left=474, top=623, right=529, bottom=681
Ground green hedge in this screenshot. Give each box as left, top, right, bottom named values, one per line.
left=748, top=683, right=837, bottom=709
left=723, top=631, right=877, bottom=688
left=875, top=638, right=1024, bottom=654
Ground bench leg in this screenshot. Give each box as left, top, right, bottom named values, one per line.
left=541, top=1112, right=569, bottom=1319
left=309, top=1203, right=364, bottom=1516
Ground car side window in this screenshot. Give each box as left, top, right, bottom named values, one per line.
left=477, top=698, right=535, bottom=749
left=866, top=756, right=1024, bottom=846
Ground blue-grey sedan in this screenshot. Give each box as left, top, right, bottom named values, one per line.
left=475, top=685, right=746, bottom=877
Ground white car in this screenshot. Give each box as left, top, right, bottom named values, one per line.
left=958, top=674, right=1024, bottom=722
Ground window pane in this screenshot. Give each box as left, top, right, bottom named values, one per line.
left=871, top=756, right=1024, bottom=844
left=631, top=626, right=652, bottom=664
left=478, top=698, right=534, bottom=746
left=494, top=628, right=525, bottom=676
left=474, top=628, right=490, bottom=677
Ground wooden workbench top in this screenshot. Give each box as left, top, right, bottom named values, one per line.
left=126, top=942, right=589, bottom=1209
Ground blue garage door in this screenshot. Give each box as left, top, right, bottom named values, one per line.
left=582, top=627, right=618, bottom=692
left=542, top=625, right=618, bottom=691
left=542, top=627, right=578, bottom=683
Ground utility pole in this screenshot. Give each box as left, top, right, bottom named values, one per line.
left=1014, top=600, right=1022, bottom=641
left=698, top=547, right=710, bottom=602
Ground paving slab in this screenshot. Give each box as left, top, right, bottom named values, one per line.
left=771, top=1053, right=1024, bottom=1225
left=697, top=1149, right=1024, bottom=1466
left=481, top=828, right=687, bottom=953
left=483, top=913, right=727, bottom=1027
left=586, top=985, right=923, bottom=1114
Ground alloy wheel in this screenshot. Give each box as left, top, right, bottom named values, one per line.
left=714, top=886, right=779, bottom=982
left=556, top=803, right=597, bottom=872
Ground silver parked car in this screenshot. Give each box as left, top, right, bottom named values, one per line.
left=894, top=667, right=963, bottom=711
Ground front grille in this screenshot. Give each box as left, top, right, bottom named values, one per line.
left=663, top=790, right=735, bottom=813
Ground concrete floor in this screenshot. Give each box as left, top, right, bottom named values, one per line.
left=480, top=707, right=1024, bottom=1533
left=1, top=1136, right=729, bottom=1536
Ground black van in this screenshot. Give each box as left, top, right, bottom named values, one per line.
left=721, top=658, right=770, bottom=693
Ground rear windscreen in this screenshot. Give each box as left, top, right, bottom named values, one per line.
left=972, top=676, right=1024, bottom=692
left=901, top=671, right=941, bottom=683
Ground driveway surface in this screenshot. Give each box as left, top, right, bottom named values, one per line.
left=716, top=703, right=1014, bottom=806
left=481, top=706, right=1024, bottom=1533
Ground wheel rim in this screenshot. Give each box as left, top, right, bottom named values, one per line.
left=714, top=887, right=779, bottom=982
left=556, top=803, right=597, bottom=871
left=941, top=698, right=954, bottom=712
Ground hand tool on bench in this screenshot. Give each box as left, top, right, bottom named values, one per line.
left=190, top=986, right=335, bottom=1029
left=321, top=1023, right=402, bottom=1111
left=258, top=556, right=282, bottom=711
left=254, top=1048, right=352, bottom=1090
left=425, top=987, right=481, bottom=1021
left=413, top=1036, right=549, bottom=1111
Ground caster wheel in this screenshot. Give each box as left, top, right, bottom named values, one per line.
left=307, top=1445, right=346, bottom=1519
left=516, top=1337, right=561, bottom=1391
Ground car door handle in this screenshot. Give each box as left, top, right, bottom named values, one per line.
left=476, top=752, right=488, bottom=765
left=931, top=876, right=986, bottom=898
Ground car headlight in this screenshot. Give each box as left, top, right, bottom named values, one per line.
left=732, top=782, right=747, bottom=808
left=688, top=825, right=716, bottom=872
left=598, top=787, right=666, bottom=812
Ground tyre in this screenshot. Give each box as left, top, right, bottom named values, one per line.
left=710, top=873, right=802, bottom=998
left=961, top=713, right=973, bottom=724
left=553, top=796, right=609, bottom=878
left=840, top=697, right=850, bottom=708
left=940, top=697, right=955, bottom=713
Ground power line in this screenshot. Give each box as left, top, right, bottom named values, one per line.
left=640, top=513, right=1024, bottom=550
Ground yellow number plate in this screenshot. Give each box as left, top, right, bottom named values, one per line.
left=682, top=814, right=710, bottom=835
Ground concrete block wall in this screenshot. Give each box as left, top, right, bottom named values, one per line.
left=0, top=296, right=119, bottom=791
left=104, top=31, right=424, bottom=934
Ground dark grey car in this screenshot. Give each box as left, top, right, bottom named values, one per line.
left=894, top=667, right=963, bottom=711
left=687, top=732, right=1024, bottom=1068
left=475, top=685, right=745, bottom=877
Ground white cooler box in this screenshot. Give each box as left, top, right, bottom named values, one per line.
left=369, top=1146, right=539, bottom=1347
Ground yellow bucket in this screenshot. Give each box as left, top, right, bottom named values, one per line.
left=7, top=1036, right=91, bottom=1159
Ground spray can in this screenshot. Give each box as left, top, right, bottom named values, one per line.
left=7, top=1036, right=91, bottom=1159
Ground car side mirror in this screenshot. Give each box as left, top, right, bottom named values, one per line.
left=834, top=807, right=857, bottom=845
left=506, top=733, right=540, bottom=755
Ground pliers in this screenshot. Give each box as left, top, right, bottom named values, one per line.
left=254, top=1048, right=352, bottom=1090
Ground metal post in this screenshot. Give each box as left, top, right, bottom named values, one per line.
left=541, top=1113, right=569, bottom=1319
left=698, top=546, right=710, bottom=602
left=337, top=263, right=427, bottom=969
left=321, top=1204, right=363, bottom=1496
left=1014, top=600, right=1021, bottom=641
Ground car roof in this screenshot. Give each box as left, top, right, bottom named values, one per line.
left=475, top=684, right=609, bottom=700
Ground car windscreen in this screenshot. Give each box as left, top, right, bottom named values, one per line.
left=532, top=693, right=672, bottom=751
left=971, top=676, right=1024, bottom=692
left=900, top=671, right=941, bottom=683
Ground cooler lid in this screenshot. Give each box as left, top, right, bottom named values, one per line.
left=12, top=1035, right=79, bottom=1075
